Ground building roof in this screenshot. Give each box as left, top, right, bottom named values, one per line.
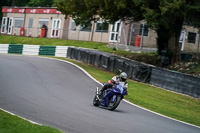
left=2, top=6, right=61, bottom=14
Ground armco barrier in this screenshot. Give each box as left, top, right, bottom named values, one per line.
left=94, top=52, right=102, bottom=68
left=122, top=60, right=134, bottom=79
left=150, top=68, right=200, bottom=98
left=39, top=46, right=56, bottom=56
left=114, top=58, right=124, bottom=73
left=87, top=51, right=96, bottom=66
left=0, top=44, right=68, bottom=57
left=0, top=44, right=9, bottom=54
left=8, top=44, right=23, bottom=54
left=100, top=53, right=111, bottom=70
left=132, top=64, right=151, bottom=83
left=66, top=46, right=199, bottom=98
left=82, top=50, right=89, bottom=64
left=55, top=46, right=68, bottom=57
left=66, top=46, right=152, bottom=83
left=107, top=55, right=116, bottom=72
left=23, top=45, right=40, bottom=55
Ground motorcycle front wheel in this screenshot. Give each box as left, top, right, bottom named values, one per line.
left=108, top=94, right=121, bottom=111
left=93, top=95, right=99, bottom=106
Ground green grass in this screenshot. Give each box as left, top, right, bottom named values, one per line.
left=54, top=57, right=200, bottom=127
left=0, top=35, right=160, bottom=65
left=0, top=109, right=63, bottom=133
left=0, top=35, right=108, bottom=49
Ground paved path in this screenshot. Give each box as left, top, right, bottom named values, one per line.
left=0, top=55, right=199, bottom=133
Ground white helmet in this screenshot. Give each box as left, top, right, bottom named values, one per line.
left=120, top=72, right=127, bottom=82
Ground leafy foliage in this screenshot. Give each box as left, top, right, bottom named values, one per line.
left=28, top=0, right=54, bottom=7
left=0, top=0, right=30, bottom=18
left=0, top=0, right=54, bottom=18
left=55, top=0, right=200, bottom=64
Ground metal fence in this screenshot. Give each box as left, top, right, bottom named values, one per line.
left=1, top=26, right=200, bottom=54
left=0, top=26, right=157, bottom=47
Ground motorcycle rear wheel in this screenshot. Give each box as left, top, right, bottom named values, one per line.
left=108, top=95, right=121, bottom=111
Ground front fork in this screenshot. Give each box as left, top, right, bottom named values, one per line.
left=111, top=95, right=117, bottom=102
left=96, top=87, right=100, bottom=100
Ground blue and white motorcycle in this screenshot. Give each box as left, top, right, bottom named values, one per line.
left=93, top=82, right=128, bottom=111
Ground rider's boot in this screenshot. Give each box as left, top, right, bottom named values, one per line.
left=97, top=90, right=102, bottom=99
left=98, top=84, right=110, bottom=99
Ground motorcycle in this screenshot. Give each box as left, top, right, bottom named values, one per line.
left=93, top=82, right=128, bottom=111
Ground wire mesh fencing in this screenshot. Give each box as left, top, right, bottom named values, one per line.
left=0, top=25, right=200, bottom=54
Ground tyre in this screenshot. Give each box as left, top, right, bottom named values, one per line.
left=108, top=94, right=121, bottom=111
left=93, top=95, right=99, bottom=106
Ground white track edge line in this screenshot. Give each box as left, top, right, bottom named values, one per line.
left=122, top=100, right=200, bottom=129
left=0, top=108, right=42, bottom=125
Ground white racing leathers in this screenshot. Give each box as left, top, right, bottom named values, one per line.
left=112, top=76, right=128, bottom=88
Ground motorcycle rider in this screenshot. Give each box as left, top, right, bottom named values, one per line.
left=99, top=72, right=128, bottom=97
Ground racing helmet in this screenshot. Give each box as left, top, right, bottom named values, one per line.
left=120, top=72, right=127, bottom=82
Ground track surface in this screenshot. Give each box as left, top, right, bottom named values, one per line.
left=0, top=55, right=199, bottom=133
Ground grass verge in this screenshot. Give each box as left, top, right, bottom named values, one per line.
left=0, top=35, right=108, bottom=49
left=0, top=109, right=63, bottom=133
left=0, top=35, right=160, bottom=65
left=53, top=57, right=200, bottom=127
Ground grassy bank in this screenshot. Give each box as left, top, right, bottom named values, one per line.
left=0, top=109, right=63, bottom=133
left=0, top=35, right=160, bottom=65
left=0, top=35, right=108, bottom=50
left=54, top=57, right=200, bottom=127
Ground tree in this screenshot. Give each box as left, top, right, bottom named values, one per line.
left=0, top=0, right=55, bottom=19
left=0, top=0, right=31, bottom=19
left=55, top=0, right=200, bottom=64
left=0, top=0, right=11, bottom=18
left=28, top=0, right=54, bottom=7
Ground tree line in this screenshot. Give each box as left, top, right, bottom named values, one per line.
left=1, top=0, right=200, bottom=64
left=55, top=0, right=200, bottom=64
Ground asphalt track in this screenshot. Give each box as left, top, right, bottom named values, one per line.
left=0, top=54, right=199, bottom=133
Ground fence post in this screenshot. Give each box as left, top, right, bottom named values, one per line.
left=128, top=23, right=134, bottom=48
left=140, top=21, right=145, bottom=49
left=197, top=29, right=200, bottom=55
left=77, top=28, right=80, bottom=41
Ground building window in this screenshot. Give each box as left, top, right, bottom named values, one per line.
left=70, top=19, right=76, bottom=31
left=38, top=19, right=49, bottom=28
left=80, top=22, right=92, bottom=32
left=51, top=19, right=61, bottom=37
left=188, top=32, right=196, bottom=44
left=96, top=21, right=109, bottom=32
left=139, top=24, right=149, bottom=36
left=28, top=18, right=33, bottom=28
left=14, top=18, right=24, bottom=28
left=1, top=17, right=7, bottom=33
left=7, top=18, right=13, bottom=34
